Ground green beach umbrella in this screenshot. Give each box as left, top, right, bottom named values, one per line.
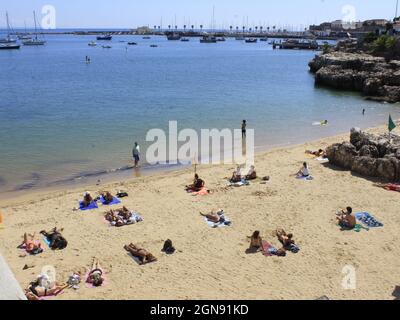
left=389, top=114, right=397, bottom=132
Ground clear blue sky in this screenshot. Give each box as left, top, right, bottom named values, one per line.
left=1, top=0, right=398, bottom=29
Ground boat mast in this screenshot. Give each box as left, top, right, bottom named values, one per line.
left=33, top=10, right=38, bottom=40
left=6, top=11, right=10, bottom=41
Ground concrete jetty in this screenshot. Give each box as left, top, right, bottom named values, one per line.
left=0, top=253, right=26, bottom=300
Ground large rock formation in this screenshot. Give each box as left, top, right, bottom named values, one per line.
left=309, top=52, right=400, bottom=103
left=326, top=128, right=400, bottom=181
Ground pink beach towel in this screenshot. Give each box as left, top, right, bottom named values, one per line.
left=261, top=241, right=274, bottom=257
left=191, top=187, right=210, bottom=196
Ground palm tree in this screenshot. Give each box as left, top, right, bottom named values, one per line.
left=230, top=25, right=233, bottom=33
left=154, top=25, right=157, bottom=30
left=175, top=25, right=178, bottom=31
left=168, top=25, right=171, bottom=31
left=267, top=26, right=270, bottom=33
left=200, top=24, right=203, bottom=32
left=242, top=26, right=245, bottom=33
left=184, top=25, right=186, bottom=32
left=260, top=26, right=263, bottom=33
left=255, top=26, right=258, bottom=33
left=236, top=26, right=239, bottom=32
left=191, top=25, right=194, bottom=32
left=273, top=26, right=276, bottom=33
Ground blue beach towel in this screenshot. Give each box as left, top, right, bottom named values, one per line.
left=204, top=216, right=231, bottom=228
left=100, top=196, right=121, bottom=206
left=43, top=236, right=51, bottom=248
left=79, top=201, right=98, bottom=211
left=296, top=175, right=314, bottom=181
left=228, top=179, right=250, bottom=187
left=356, top=212, right=383, bottom=228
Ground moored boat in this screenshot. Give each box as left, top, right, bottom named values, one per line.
left=200, top=35, right=217, bottom=43
left=23, top=11, right=46, bottom=46
left=245, top=38, right=258, bottom=43
left=97, top=35, right=112, bottom=41
left=0, top=43, right=20, bottom=50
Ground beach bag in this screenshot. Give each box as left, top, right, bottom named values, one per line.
left=162, top=239, right=175, bottom=254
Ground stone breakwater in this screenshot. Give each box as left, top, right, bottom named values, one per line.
left=327, top=128, right=400, bottom=181
left=309, top=52, right=400, bottom=103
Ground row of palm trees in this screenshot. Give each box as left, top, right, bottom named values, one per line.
left=152, top=25, right=281, bottom=33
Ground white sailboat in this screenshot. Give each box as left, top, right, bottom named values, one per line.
left=23, top=11, right=46, bottom=46
left=0, top=12, right=20, bottom=50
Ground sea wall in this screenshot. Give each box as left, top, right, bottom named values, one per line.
left=309, top=52, right=400, bottom=103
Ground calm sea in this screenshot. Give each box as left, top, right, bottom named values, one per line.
left=0, top=34, right=399, bottom=194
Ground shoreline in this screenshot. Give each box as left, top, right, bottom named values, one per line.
left=1, top=123, right=399, bottom=300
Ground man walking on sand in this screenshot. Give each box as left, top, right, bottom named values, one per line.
left=132, top=142, right=140, bottom=168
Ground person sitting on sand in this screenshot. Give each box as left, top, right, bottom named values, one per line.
left=25, top=276, right=68, bottom=300
left=248, top=231, right=263, bottom=251
left=82, top=191, right=94, bottom=208
left=124, top=243, right=157, bottom=265
left=245, top=165, right=257, bottom=180
left=276, top=228, right=295, bottom=247
left=296, top=162, right=310, bottom=178
left=305, top=149, right=326, bottom=158
left=200, top=209, right=225, bottom=223
left=101, top=191, right=114, bottom=204
left=337, top=207, right=356, bottom=230
left=40, top=228, right=68, bottom=250
left=86, top=258, right=105, bottom=287
left=230, top=166, right=242, bottom=183
left=186, top=174, right=205, bottom=192
left=18, top=233, right=43, bottom=255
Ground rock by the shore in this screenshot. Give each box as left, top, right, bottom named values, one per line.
left=309, top=52, right=400, bottom=103
left=326, top=128, right=400, bottom=181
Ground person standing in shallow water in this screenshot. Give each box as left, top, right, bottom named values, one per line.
left=362, top=109, right=365, bottom=116
left=132, top=142, right=140, bottom=168
left=241, top=120, right=247, bottom=139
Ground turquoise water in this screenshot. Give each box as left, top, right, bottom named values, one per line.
left=0, top=34, right=399, bottom=193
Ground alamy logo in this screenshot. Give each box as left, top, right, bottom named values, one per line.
left=145, top=121, right=254, bottom=167
left=41, top=5, right=56, bottom=29
left=341, top=265, right=357, bottom=290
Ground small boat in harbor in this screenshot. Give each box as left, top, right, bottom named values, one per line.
left=279, top=39, right=319, bottom=50
left=200, top=35, right=217, bottom=43
left=245, top=38, right=258, bottom=43
left=0, top=43, right=20, bottom=50
left=235, top=36, right=245, bottom=40
left=0, top=12, right=17, bottom=44
left=150, top=44, right=158, bottom=47
left=97, top=34, right=112, bottom=41
left=127, top=42, right=137, bottom=45
left=260, top=38, right=268, bottom=42
left=216, top=37, right=226, bottom=42
left=180, top=38, right=189, bottom=42
left=143, top=36, right=151, bottom=40
left=88, top=41, right=97, bottom=46
left=102, top=45, right=112, bottom=49
left=23, top=11, right=46, bottom=46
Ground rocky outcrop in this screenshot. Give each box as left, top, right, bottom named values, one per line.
left=326, top=128, right=400, bottom=181
left=309, top=52, right=400, bottom=103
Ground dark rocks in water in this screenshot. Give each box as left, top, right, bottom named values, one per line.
left=326, top=128, right=400, bottom=181
left=309, top=52, right=400, bottom=103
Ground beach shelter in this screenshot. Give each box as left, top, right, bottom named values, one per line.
left=389, top=114, right=397, bottom=132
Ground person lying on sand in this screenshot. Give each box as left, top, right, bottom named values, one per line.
left=276, top=229, right=295, bottom=247
left=86, top=258, right=105, bottom=287
left=124, top=243, right=157, bottom=265
left=105, top=209, right=125, bottom=227
left=248, top=231, right=263, bottom=251
left=40, top=228, right=68, bottom=250
left=18, top=233, right=43, bottom=255
left=101, top=191, right=115, bottom=204
left=295, top=162, right=310, bottom=178
left=25, top=276, right=68, bottom=300
left=185, top=174, right=205, bottom=192
left=336, top=207, right=356, bottom=230
left=82, top=191, right=94, bottom=208
left=105, top=207, right=141, bottom=227
left=305, top=149, right=326, bottom=158
left=200, top=209, right=225, bottom=223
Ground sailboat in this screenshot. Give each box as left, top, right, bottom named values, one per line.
left=0, top=12, right=20, bottom=49
left=23, top=11, right=46, bottom=46
left=18, top=21, right=32, bottom=40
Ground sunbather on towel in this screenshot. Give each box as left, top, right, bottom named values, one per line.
left=124, top=243, right=157, bottom=265
left=276, top=228, right=295, bottom=248
left=86, top=258, right=105, bottom=287
left=40, top=227, right=68, bottom=250
left=248, top=231, right=263, bottom=251
left=337, top=207, right=356, bottom=230
left=295, top=162, right=310, bottom=178
left=25, top=276, right=68, bottom=300
left=305, top=149, right=326, bottom=158
left=105, top=209, right=125, bottom=227
left=101, top=191, right=115, bottom=204
left=200, top=209, right=225, bottom=223
left=18, top=233, right=43, bottom=255
left=186, top=174, right=205, bottom=192
left=82, top=191, right=94, bottom=208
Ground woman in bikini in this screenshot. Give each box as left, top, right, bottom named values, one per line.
left=18, top=233, right=43, bottom=255
left=248, top=231, right=263, bottom=251
left=200, top=209, right=224, bottom=223
left=82, top=192, right=94, bottom=208
left=124, top=243, right=157, bottom=265
left=25, top=277, right=68, bottom=300
left=86, top=258, right=105, bottom=287
left=276, top=228, right=295, bottom=247
left=101, top=191, right=114, bottom=204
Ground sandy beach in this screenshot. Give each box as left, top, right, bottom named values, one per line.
left=1, top=124, right=399, bottom=300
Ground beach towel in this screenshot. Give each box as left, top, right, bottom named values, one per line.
left=204, top=216, right=231, bottom=228
left=191, top=187, right=209, bottom=196
left=18, top=241, right=44, bottom=255
left=296, top=175, right=314, bottom=181
left=285, top=243, right=300, bottom=253
left=100, top=196, right=121, bottom=206
left=261, top=240, right=275, bottom=257
left=376, top=183, right=400, bottom=192
left=107, top=212, right=143, bottom=227
left=356, top=212, right=383, bottom=228
left=43, top=236, right=52, bottom=248
left=316, top=157, right=329, bottom=163
left=228, top=179, right=250, bottom=187
left=338, top=223, right=365, bottom=232
left=37, top=290, right=65, bottom=300
left=79, top=201, right=98, bottom=211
